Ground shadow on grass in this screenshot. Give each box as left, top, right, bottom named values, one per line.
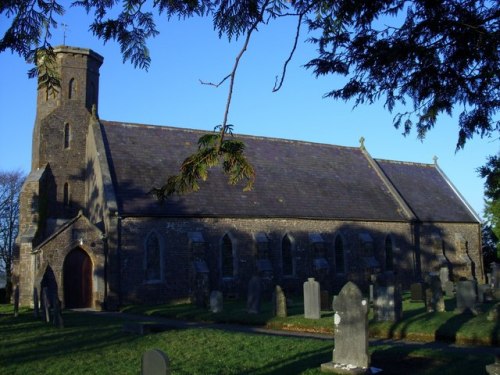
left=243, top=347, right=331, bottom=375
left=0, top=311, right=142, bottom=368
left=371, top=345, right=494, bottom=375
left=435, top=311, right=474, bottom=343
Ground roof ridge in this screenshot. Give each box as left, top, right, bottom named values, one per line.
left=100, top=120, right=360, bottom=150
left=375, top=158, right=434, bottom=167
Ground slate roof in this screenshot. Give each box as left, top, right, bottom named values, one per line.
left=98, top=121, right=477, bottom=223
left=376, top=159, right=478, bottom=222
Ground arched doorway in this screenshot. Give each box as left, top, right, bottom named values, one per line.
left=63, top=248, right=93, bottom=308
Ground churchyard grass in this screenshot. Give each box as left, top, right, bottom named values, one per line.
left=0, top=304, right=494, bottom=374
left=122, top=293, right=500, bottom=346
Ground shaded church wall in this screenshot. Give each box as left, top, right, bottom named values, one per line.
left=118, top=217, right=417, bottom=305
left=418, top=222, right=482, bottom=282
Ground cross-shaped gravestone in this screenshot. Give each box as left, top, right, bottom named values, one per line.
left=141, top=349, right=170, bottom=375
left=321, top=281, right=370, bottom=373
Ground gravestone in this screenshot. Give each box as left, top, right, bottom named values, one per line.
left=247, top=275, right=262, bottom=314
left=141, top=349, right=170, bottom=375
left=492, top=263, right=500, bottom=300
left=425, top=275, right=445, bottom=312
left=272, top=285, right=287, bottom=318
left=320, top=290, right=332, bottom=311
left=455, top=280, right=478, bottom=314
left=210, top=291, right=223, bottom=313
left=487, top=302, right=500, bottom=322
left=41, top=287, right=50, bottom=323
left=13, top=286, right=19, bottom=318
left=52, top=295, right=64, bottom=328
left=33, top=288, right=40, bottom=319
left=410, top=282, right=426, bottom=302
left=444, top=281, right=455, bottom=297
left=486, top=354, right=500, bottom=375
left=439, top=267, right=450, bottom=289
left=478, top=284, right=492, bottom=304
left=303, top=277, right=321, bottom=319
left=374, top=285, right=402, bottom=322
left=321, top=282, right=370, bottom=373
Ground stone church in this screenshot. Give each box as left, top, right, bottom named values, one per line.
left=13, top=46, right=483, bottom=310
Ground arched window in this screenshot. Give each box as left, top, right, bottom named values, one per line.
left=335, top=235, right=345, bottom=274
left=221, top=234, right=234, bottom=278
left=64, top=122, right=70, bottom=149
left=144, top=232, right=162, bottom=282
left=63, top=183, right=70, bottom=207
left=385, top=236, right=394, bottom=271
left=282, top=234, right=294, bottom=277
left=68, top=78, right=76, bottom=99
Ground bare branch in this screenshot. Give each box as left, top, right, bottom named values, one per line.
left=273, top=12, right=304, bottom=92
left=199, top=74, right=231, bottom=87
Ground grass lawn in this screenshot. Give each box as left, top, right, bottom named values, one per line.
left=122, top=293, right=500, bottom=346
left=0, top=304, right=495, bottom=375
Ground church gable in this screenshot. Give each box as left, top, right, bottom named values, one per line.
left=376, top=159, right=479, bottom=223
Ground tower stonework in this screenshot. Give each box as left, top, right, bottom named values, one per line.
left=14, top=47, right=103, bottom=306
left=31, top=46, right=103, bottom=219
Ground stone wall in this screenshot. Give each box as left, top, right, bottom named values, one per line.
left=417, top=222, right=482, bottom=282
left=118, top=217, right=417, bottom=305
left=32, top=215, right=106, bottom=309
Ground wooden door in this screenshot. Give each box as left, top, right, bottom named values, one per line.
left=63, top=248, right=92, bottom=308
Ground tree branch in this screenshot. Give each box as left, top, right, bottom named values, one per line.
left=273, top=12, right=303, bottom=92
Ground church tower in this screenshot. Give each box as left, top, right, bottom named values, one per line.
left=31, top=46, right=103, bottom=220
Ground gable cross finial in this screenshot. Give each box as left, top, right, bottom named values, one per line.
left=433, top=155, right=438, bottom=165
left=359, top=136, right=365, bottom=150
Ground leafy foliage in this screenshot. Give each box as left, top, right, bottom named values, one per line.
left=306, top=0, right=499, bottom=150
left=151, top=125, right=255, bottom=200
left=478, top=154, right=500, bottom=258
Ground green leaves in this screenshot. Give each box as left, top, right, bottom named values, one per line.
left=151, top=125, right=255, bottom=201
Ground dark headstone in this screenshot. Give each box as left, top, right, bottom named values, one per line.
left=492, top=263, right=500, bottom=300
left=410, top=282, right=426, bottom=302
left=41, top=287, right=50, bottom=323
left=13, top=286, right=19, bottom=318
left=33, top=288, right=40, bottom=318
left=304, top=277, right=321, bottom=319
left=141, top=349, right=170, bottom=375
left=247, top=275, right=262, bottom=314
left=272, top=285, right=287, bottom=318
left=210, top=290, right=223, bottom=313
left=321, top=290, right=332, bottom=311
left=478, top=284, right=493, bottom=304
left=374, top=285, right=402, bottom=322
left=444, top=281, right=455, bottom=297
left=52, top=295, right=64, bottom=328
left=322, top=282, right=370, bottom=373
left=455, top=280, right=478, bottom=314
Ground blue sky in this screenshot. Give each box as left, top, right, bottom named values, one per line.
left=0, top=7, right=498, bottom=218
